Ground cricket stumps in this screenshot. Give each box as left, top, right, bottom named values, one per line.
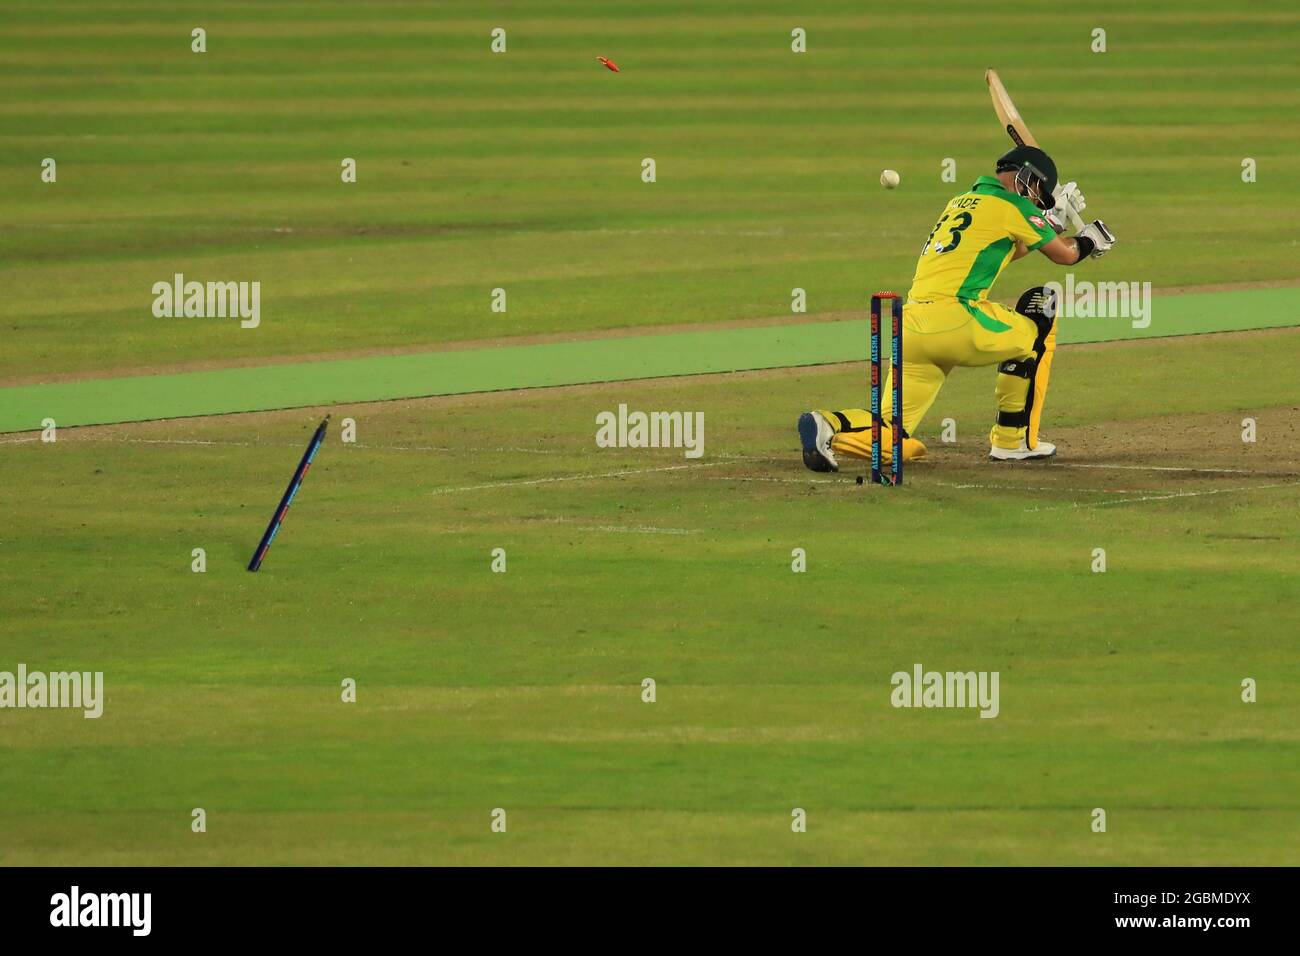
left=870, top=292, right=903, bottom=486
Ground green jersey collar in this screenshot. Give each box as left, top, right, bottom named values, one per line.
left=971, top=175, right=1012, bottom=195
left=971, top=174, right=1044, bottom=218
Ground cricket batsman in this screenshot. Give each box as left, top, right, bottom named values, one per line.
left=799, top=146, right=1114, bottom=471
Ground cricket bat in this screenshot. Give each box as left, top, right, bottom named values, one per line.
left=985, top=69, right=1086, bottom=231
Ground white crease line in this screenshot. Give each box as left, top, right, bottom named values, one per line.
left=705, top=475, right=838, bottom=484
left=748, top=455, right=1268, bottom=477
left=356, top=444, right=558, bottom=455
left=1024, top=481, right=1299, bottom=513
left=708, top=473, right=1298, bottom=507
left=429, top=460, right=729, bottom=495
left=2, top=436, right=309, bottom=449
left=0, top=436, right=560, bottom=455
left=522, top=515, right=700, bottom=534
left=580, top=525, right=699, bottom=535
left=943, top=482, right=1133, bottom=493
left=705, top=475, right=1131, bottom=494
left=83, top=437, right=273, bottom=447
left=1046, top=462, right=1254, bottom=474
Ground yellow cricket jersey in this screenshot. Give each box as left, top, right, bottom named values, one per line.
left=908, top=175, right=1056, bottom=312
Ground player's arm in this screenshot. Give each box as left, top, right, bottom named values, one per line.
left=1037, top=220, right=1116, bottom=265
left=1038, top=234, right=1085, bottom=264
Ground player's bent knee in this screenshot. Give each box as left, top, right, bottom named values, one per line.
left=997, top=356, right=1034, bottom=378
left=1015, top=286, right=1058, bottom=344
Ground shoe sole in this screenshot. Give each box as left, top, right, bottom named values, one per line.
left=989, top=449, right=1057, bottom=461
left=798, top=412, right=838, bottom=472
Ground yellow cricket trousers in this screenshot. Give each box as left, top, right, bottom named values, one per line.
left=828, top=297, right=1055, bottom=458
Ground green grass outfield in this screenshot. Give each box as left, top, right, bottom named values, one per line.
left=2, top=1, right=1299, bottom=866
left=2, top=1, right=1298, bottom=380
left=1, top=330, right=1297, bottom=865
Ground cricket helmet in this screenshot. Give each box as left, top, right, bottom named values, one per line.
left=996, top=145, right=1057, bottom=210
